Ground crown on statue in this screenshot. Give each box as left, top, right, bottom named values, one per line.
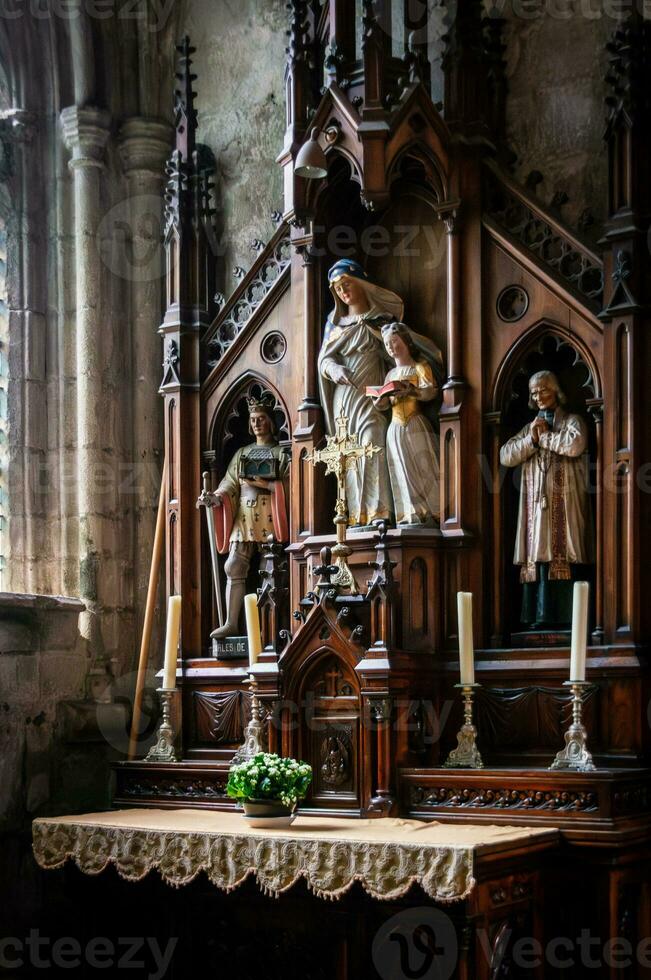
left=246, top=393, right=276, bottom=415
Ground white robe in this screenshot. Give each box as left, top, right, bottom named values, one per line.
left=383, top=362, right=440, bottom=524
left=500, top=409, right=593, bottom=581
left=318, top=311, right=393, bottom=525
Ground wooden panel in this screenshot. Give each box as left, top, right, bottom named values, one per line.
left=365, top=190, right=448, bottom=358
left=296, top=652, right=362, bottom=810
left=407, top=557, right=427, bottom=636
left=309, top=717, right=359, bottom=802
left=616, top=460, right=631, bottom=632
left=474, top=684, right=600, bottom=752
left=442, top=427, right=457, bottom=525
left=617, top=322, right=630, bottom=451
left=191, top=690, right=250, bottom=748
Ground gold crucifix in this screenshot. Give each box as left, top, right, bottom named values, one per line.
left=306, top=412, right=382, bottom=594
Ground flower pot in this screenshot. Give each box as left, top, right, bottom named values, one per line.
left=242, top=799, right=296, bottom=828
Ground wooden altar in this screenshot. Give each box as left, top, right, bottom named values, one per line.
left=33, top=808, right=559, bottom=980
left=114, top=4, right=651, bottom=973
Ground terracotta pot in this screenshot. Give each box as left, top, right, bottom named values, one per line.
left=242, top=799, right=296, bottom=828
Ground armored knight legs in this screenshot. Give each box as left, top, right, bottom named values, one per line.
left=211, top=542, right=255, bottom=639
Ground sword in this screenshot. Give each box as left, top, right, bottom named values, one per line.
left=198, top=471, right=225, bottom=628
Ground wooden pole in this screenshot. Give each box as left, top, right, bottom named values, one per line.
left=128, top=460, right=167, bottom=760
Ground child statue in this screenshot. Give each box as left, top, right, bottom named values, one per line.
left=367, top=321, right=444, bottom=526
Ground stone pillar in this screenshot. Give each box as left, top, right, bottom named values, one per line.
left=118, top=117, right=173, bottom=652
left=0, top=109, right=38, bottom=594
left=60, top=106, right=111, bottom=657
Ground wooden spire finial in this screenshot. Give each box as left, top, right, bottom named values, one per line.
left=174, top=35, right=198, bottom=160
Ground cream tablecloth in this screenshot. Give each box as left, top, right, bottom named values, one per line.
left=32, top=809, right=557, bottom=902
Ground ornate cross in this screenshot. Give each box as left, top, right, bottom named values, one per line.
left=307, top=413, right=382, bottom=593
left=309, top=411, right=382, bottom=504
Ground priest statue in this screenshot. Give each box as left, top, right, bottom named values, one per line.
left=500, top=370, right=594, bottom=627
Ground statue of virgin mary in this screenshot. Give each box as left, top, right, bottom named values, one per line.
left=317, top=259, right=404, bottom=527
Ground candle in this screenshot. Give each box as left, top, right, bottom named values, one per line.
left=244, top=593, right=262, bottom=668
left=570, top=581, right=589, bottom=682
left=162, top=595, right=181, bottom=690
left=457, top=592, right=475, bottom=686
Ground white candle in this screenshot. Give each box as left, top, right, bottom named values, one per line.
left=570, top=581, right=589, bottom=682
left=244, top=593, right=262, bottom=668
left=457, top=592, right=475, bottom=686
left=162, top=595, right=181, bottom=689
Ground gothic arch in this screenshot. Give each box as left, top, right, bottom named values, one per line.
left=297, top=648, right=360, bottom=704
left=289, top=645, right=362, bottom=805
left=325, top=144, right=363, bottom=189
left=386, top=140, right=447, bottom=203
left=310, top=150, right=363, bottom=218
left=209, top=373, right=291, bottom=470
left=490, top=322, right=602, bottom=645
left=491, top=320, right=602, bottom=415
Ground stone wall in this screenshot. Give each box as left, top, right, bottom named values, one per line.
left=502, top=3, right=612, bottom=236
left=0, top=594, right=116, bottom=832
left=0, top=592, right=136, bottom=949
left=2, top=7, right=180, bottom=679
left=0, top=10, right=176, bottom=888
left=178, top=1, right=612, bottom=280
left=181, top=0, right=288, bottom=293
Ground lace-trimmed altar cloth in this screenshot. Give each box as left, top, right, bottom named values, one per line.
left=32, top=810, right=558, bottom=902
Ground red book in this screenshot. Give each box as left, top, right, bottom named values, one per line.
left=365, top=377, right=416, bottom=398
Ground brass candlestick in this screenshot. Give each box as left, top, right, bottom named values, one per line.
left=144, top=688, right=178, bottom=763
left=331, top=495, right=356, bottom=592
left=232, top=676, right=265, bottom=763
left=550, top=680, right=595, bottom=771
left=443, top=683, right=484, bottom=769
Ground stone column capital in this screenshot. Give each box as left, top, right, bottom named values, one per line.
left=118, top=117, right=174, bottom=179
left=60, top=106, right=111, bottom=171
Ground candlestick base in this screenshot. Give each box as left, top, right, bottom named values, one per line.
left=144, top=689, right=178, bottom=763
left=550, top=681, right=595, bottom=772
left=331, top=545, right=356, bottom=594
left=443, top=683, right=484, bottom=770
left=331, top=502, right=357, bottom=594
left=231, top=677, right=266, bottom=764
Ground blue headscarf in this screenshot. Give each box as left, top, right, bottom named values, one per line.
left=327, top=259, right=369, bottom=284
left=326, top=260, right=404, bottom=325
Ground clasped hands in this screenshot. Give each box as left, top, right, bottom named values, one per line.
left=530, top=417, right=550, bottom=445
